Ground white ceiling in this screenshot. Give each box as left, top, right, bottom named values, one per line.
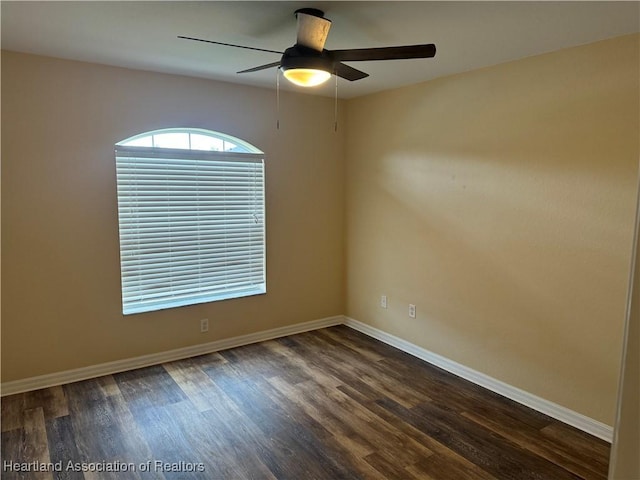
left=2, top=1, right=638, bottom=98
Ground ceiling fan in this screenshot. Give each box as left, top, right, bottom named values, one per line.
left=178, top=8, right=436, bottom=88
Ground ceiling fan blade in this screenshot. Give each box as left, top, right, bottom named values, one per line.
left=334, top=62, right=369, bottom=82
left=295, top=9, right=332, bottom=52
left=237, top=61, right=282, bottom=74
left=177, top=36, right=283, bottom=55
left=329, top=44, right=436, bottom=62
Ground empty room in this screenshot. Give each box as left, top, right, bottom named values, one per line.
left=1, top=2, right=639, bottom=479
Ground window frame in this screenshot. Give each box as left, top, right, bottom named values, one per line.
left=114, top=128, right=266, bottom=315
left=121, top=128, right=260, bottom=153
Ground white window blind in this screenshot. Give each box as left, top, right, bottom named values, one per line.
left=115, top=145, right=265, bottom=315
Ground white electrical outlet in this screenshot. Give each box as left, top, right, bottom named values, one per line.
left=409, top=304, right=416, bottom=318
left=200, top=318, right=209, bottom=333
left=381, top=295, right=387, bottom=309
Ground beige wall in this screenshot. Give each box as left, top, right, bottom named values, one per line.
left=345, top=34, right=639, bottom=425
left=1, top=51, right=345, bottom=382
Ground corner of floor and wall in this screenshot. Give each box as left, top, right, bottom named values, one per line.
left=2, top=34, right=639, bottom=478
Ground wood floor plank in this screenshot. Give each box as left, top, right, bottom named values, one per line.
left=267, top=376, right=376, bottom=458
left=64, top=380, right=127, bottom=464
left=129, top=400, right=220, bottom=479
left=1, top=326, right=610, bottom=480
left=45, top=416, right=85, bottom=480
left=96, top=375, right=121, bottom=398
left=220, top=342, right=312, bottom=386
left=381, top=397, right=585, bottom=480
left=162, top=358, right=219, bottom=413
left=406, top=453, right=499, bottom=480
left=208, top=361, right=361, bottom=479
left=364, top=450, right=420, bottom=478
left=540, top=423, right=611, bottom=467
left=379, top=350, right=555, bottom=431
left=333, top=325, right=553, bottom=432
left=24, top=407, right=53, bottom=478
left=64, top=378, right=162, bottom=480
left=199, top=409, right=279, bottom=480
left=336, top=381, right=505, bottom=478
left=263, top=339, right=343, bottom=389
left=319, top=327, right=387, bottom=363
left=270, top=374, right=435, bottom=468
left=1, top=428, right=26, bottom=480
left=286, top=331, right=428, bottom=408
left=113, top=364, right=187, bottom=410
left=102, top=390, right=163, bottom=479
left=256, top=377, right=384, bottom=479
left=1, top=393, right=26, bottom=432
left=169, top=360, right=281, bottom=479
left=1, top=407, right=54, bottom=480
left=272, top=332, right=510, bottom=478
left=462, top=409, right=608, bottom=480
left=265, top=374, right=427, bottom=480
left=28, top=386, right=70, bottom=420
left=0, top=387, right=70, bottom=434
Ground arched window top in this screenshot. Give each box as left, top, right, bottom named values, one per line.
left=117, top=128, right=262, bottom=154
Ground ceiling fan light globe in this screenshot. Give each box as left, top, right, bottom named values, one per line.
left=282, top=68, right=331, bottom=87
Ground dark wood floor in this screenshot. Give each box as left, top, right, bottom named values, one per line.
left=1, top=326, right=610, bottom=480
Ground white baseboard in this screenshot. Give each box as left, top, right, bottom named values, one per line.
left=0, top=315, right=342, bottom=397
left=343, top=316, right=614, bottom=443
left=0, top=313, right=614, bottom=443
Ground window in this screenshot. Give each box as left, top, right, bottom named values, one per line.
left=115, top=128, right=265, bottom=315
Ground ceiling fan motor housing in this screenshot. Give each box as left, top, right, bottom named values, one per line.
left=294, top=8, right=325, bottom=19
left=280, top=45, right=334, bottom=74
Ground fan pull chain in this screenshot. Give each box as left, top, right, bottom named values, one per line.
left=334, top=72, right=338, bottom=132
left=276, top=69, right=280, bottom=130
